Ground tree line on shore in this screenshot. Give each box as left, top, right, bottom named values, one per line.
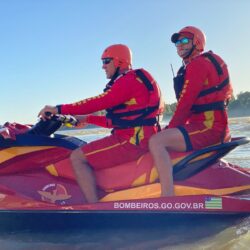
left=164, top=91, right=250, bottom=118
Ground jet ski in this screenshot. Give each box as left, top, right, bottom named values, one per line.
left=0, top=114, right=250, bottom=216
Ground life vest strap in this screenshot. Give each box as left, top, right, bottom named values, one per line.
left=107, top=105, right=159, bottom=128
left=107, top=104, right=126, bottom=112
left=198, top=77, right=229, bottom=98
left=191, top=101, right=226, bottom=113
left=203, top=51, right=223, bottom=75
left=112, top=117, right=158, bottom=129
left=107, top=105, right=158, bottom=119
left=135, top=69, right=154, bottom=91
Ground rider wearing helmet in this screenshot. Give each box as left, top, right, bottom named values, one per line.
left=149, top=26, right=233, bottom=197
left=102, top=44, right=132, bottom=69
left=38, top=44, right=163, bottom=203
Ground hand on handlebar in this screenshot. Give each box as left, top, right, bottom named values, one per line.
left=74, top=115, right=89, bottom=129
left=38, top=105, right=58, bottom=121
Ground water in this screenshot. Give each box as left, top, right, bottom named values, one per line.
left=0, top=117, right=250, bottom=250
left=0, top=217, right=249, bottom=250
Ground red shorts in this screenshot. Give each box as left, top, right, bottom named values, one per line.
left=81, top=134, right=148, bottom=170
left=178, top=123, right=226, bottom=151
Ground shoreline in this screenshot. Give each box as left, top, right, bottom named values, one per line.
left=58, top=116, right=250, bottom=136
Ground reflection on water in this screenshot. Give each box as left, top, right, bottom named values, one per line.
left=1, top=117, right=250, bottom=249
left=0, top=216, right=250, bottom=250
left=0, top=215, right=249, bottom=250
left=224, top=117, right=250, bottom=169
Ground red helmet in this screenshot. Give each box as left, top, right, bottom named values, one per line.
left=171, top=26, right=206, bottom=52
left=101, top=44, right=132, bottom=69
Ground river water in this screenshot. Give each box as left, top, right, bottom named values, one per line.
left=0, top=117, right=250, bottom=250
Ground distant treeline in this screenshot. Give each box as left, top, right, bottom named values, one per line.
left=164, top=91, right=250, bottom=118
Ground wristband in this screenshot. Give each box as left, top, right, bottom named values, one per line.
left=56, top=105, right=62, bottom=114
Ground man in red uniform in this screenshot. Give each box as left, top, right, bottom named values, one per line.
left=149, top=26, right=233, bottom=197
left=38, top=44, right=163, bottom=203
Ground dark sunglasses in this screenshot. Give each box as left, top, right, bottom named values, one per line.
left=175, top=37, right=190, bottom=46
left=102, top=58, right=113, bottom=65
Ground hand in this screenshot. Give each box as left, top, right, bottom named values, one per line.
left=38, top=105, right=58, bottom=121
left=74, top=115, right=89, bottom=128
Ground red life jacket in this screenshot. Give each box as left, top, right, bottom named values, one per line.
left=173, top=51, right=232, bottom=113
left=105, top=69, right=164, bottom=129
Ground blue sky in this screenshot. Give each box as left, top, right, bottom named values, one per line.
left=1, top=0, right=250, bottom=124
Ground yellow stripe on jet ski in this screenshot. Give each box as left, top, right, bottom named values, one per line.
left=149, top=167, right=158, bottom=183
left=0, top=146, right=56, bottom=164
left=132, top=173, right=147, bottom=187
left=100, top=183, right=161, bottom=201
left=46, top=164, right=59, bottom=177
left=128, top=152, right=215, bottom=188
left=100, top=183, right=250, bottom=202
left=169, top=152, right=214, bottom=167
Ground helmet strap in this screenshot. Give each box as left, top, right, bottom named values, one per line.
left=183, top=45, right=195, bottom=60
left=111, top=67, right=120, bottom=81
left=103, top=67, right=120, bottom=92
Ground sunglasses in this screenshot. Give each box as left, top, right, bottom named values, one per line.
left=175, top=37, right=190, bottom=46
left=102, top=58, right=113, bottom=65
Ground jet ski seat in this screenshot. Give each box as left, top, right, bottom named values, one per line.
left=173, top=137, right=250, bottom=180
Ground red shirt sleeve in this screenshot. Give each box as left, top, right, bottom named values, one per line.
left=86, top=115, right=113, bottom=128
left=60, top=74, right=135, bottom=115
left=168, top=58, right=208, bottom=128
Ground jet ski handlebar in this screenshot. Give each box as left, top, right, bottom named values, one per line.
left=47, top=113, right=79, bottom=127
left=27, top=113, right=79, bottom=136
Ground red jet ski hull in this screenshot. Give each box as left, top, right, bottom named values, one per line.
left=0, top=129, right=250, bottom=213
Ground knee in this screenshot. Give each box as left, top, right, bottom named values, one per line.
left=70, top=148, right=86, bottom=165
left=149, top=134, right=161, bottom=152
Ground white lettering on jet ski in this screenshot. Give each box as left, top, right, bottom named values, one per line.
left=113, top=202, right=204, bottom=210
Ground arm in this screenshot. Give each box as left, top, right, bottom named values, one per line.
left=38, top=75, right=134, bottom=119
left=60, top=76, right=133, bottom=115
left=74, top=115, right=113, bottom=129
left=86, top=115, right=113, bottom=128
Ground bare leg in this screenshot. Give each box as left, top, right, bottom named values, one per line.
left=70, top=148, right=98, bottom=203
left=149, top=141, right=174, bottom=196
left=149, top=128, right=186, bottom=197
